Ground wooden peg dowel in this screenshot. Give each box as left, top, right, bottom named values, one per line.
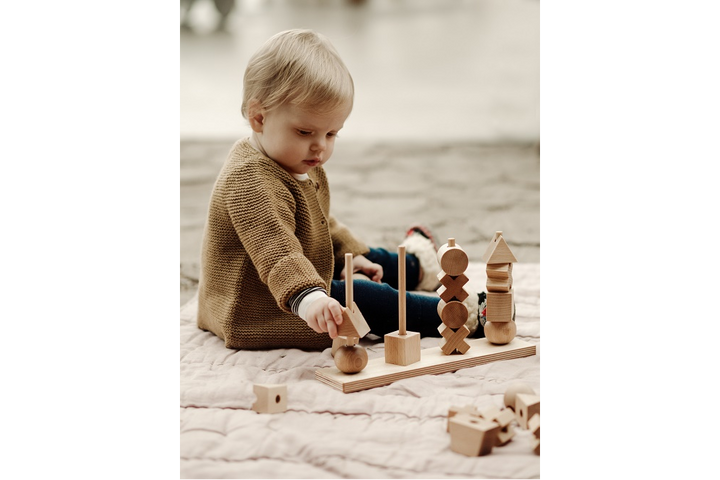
left=345, top=253, right=353, bottom=308
left=448, top=238, right=456, bottom=247
left=398, top=245, right=406, bottom=335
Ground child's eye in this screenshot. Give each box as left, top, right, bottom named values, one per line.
left=297, top=130, right=312, bottom=136
left=327, top=132, right=337, bottom=138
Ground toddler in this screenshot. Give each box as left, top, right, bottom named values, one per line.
left=196, top=29, right=490, bottom=350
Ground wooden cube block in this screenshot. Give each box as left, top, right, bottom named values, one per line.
left=486, top=277, right=512, bottom=293
left=486, top=290, right=513, bottom=323
left=493, top=408, right=516, bottom=429
left=449, top=413, right=501, bottom=456
left=252, top=384, right=287, bottom=414
left=384, top=330, right=421, bottom=366
left=528, top=413, right=540, bottom=439
left=477, top=404, right=502, bottom=422
left=447, top=405, right=479, bottom=432
left=530, top=436, right=540, bottom=455
left=515, top=393, right=540, bottom=429
left=493, top=408, right=517, bottom=445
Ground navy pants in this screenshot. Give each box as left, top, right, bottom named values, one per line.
left=329, top=248, right=444, bottom=337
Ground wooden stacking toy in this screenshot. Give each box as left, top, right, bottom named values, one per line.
left=481, top=231, right=518, bottom=344
left=384, top=246, right=421, bottom=366
left=315, top=240, right=537, bottom=394
left=333, top=253, right=371, bottom=374
left=436, top=238, right=471, bottom=355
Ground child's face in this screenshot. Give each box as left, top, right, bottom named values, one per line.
left=250, top=101, right=351, bottom=176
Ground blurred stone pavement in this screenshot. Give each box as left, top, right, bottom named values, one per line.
left=180, top=140, right=539, bottom=305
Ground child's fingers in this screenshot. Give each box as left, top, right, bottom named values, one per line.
left=328, top=301, right=344, bottom=325
left=326, top=318, right=338, bottom=338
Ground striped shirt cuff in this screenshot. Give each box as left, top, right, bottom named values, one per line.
left=288, top=287, right=328, bottom=319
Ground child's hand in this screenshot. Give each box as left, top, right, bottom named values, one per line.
left=305, top=296, right=345, bottom=339
left=344, top=254, right=383, bottom=283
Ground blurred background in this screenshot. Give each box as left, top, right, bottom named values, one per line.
left=180, top=0, right=540, bottom=305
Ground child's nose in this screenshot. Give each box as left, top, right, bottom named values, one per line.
left=311, top=138, right=326, bottom=152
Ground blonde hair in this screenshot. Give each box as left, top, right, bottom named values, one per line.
left=241, top=29, right=354, bottom=119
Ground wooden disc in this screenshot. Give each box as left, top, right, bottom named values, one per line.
left=483, top=320, right=516, bottom=345
left=437, top=243, right=469, bottom=276
left=437, top=300, right=468, bottom=329
left=334, top=345, right=368, bottom=374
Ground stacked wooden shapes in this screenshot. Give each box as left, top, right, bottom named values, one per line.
left=315, top=238, right=537, bottom=394
left=316, top=337, right=536, bottom=393
left=436, top=238, right=471, bottom=355
left=333, top=253, right=371, bottom=374
left=384, top=246, right=421, bottom=366
left=481, top=231, right=518, bottom=344
left=447, top=403, right=517, bottom=456
left=251, top=384, right=287, bottom=414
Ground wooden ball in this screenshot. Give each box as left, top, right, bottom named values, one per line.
left=334, top=345, right=368, bottom=374
left=483, top=320, right=516, bottom=345
left=504, top=383, right=535, bottom=410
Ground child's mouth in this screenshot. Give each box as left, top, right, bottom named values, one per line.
left=303, top=159, right=321, bottom=167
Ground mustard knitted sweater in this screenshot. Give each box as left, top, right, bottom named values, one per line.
left=197, top=139, right=369, bottom=350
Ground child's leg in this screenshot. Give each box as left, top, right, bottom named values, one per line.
left=362, top=247, right=422, bottom=290
left=330, top=279, right=444, bottom=337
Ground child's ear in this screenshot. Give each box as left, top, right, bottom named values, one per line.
left=247, top=100, right=265, bottom=133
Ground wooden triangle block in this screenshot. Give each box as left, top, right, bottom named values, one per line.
left=338, top=302, right=370, bottom=338
left=481, top=233, right=518, bottom=264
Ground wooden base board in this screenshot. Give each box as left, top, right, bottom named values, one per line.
left=316, top=338, right=536, bottom=393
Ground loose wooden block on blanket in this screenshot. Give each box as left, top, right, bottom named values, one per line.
left=528, top=413, right=540, bottom=439
left=447, top=405, right=480, bottom=432
left=315, top=337, right=536, bottom=393
left=504, top=382, right=536, bottom=410
left=449, top=413, right=501, bottom=456
left=252, top=384, right=287, bottom=414
left=515, top=393, right=540, bottom=429
left=531, top=437, right=540, bottom=455
left=476, top=404, right=516, bottom=445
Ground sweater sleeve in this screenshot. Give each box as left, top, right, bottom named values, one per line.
left=311, top=166, right=370, bottom=262
left=224, top=166, right=327, bottom=313
left=328, top=215, right=370, bottom=263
